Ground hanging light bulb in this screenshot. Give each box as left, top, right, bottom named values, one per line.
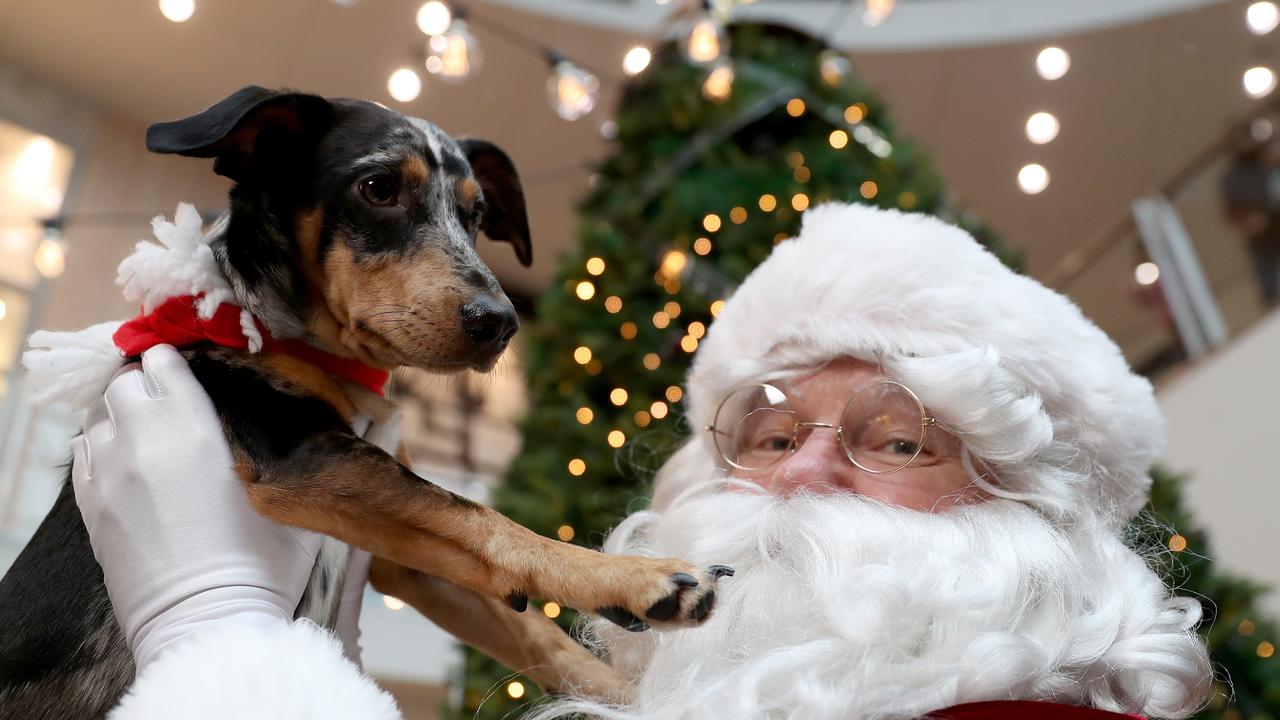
left=681, top=13, right=726, bottom=66
left=546, top=55, right=599, bottom=121
left=1036, top=46, right=1070, bottom=80
left=1017, top=163, right=1050, bottom=194
left=1244, top=66, right=1277, bottom=98
left=34, top=223, right=66, bottom=279
left=425, top=18, right=480, bottom=82
left=1248, top=1, right=1280, bottom=35
left=416, top=1, right=452, bottom=36
left=623, top=46, right=652, bottom=76
left=1025, top=112, right=1060, bottom=144
left=159, top=0, right=195, bottom=23
left=863, top=0, right=894, bottom=27
left=701, top=60, right=734, bottom=103
left=818, top=49, right=851, bottom=87
left=387, top=68, right=422, bottom=102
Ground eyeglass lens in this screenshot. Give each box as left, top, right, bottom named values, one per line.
left=712, top=381, right=927, bottom=472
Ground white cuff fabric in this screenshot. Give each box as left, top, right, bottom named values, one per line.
left=109, top=615, right=402, bottom=720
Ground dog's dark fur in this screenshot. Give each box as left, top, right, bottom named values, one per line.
left=0, top=87, right=724, bottom=718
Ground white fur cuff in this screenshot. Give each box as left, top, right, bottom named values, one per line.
left=109, top=616, right=402, bottom=720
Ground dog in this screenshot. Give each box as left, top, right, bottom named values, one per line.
left=0, top=86, right=728, bottom=718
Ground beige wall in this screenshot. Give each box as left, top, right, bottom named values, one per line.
left=1158, top=307, right=1280, bottom=614
left=0, top=62, right=227, bottom=333
left=43, top=117, right=227, bottom=331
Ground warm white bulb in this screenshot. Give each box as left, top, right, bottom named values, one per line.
left=819, top=50, right=851, bottom=87
left=1248, top=1, right=1280, bottom=35
left=387, top=68, right=422, bottom=103
left=684, top=19, right=723, bottom=65
left=382, top=595, right=405, bottom=610
left=426, top=20, right=479, bottom=82
left=1244, top=66, right=1277, bottom=98
left=623, top=46, right=652, bottom=76
left=159, top=0, right=195, bottom=23
left=10, top=136, right=55, bottom=193
left=1134, top=262, right=1160, bottom=286
left=1036, top=46, right=1070, bottom=80
left=1025, top=112, right=1060, bottom=144
left=34, top=237, right=66, bottom=279
left=863, top=0, right=895, bottom=27
left=1017, top=163, right=1050, bottom=194
left=548, top=62, right=599, bottom=121
left=0, top=298, right=7, bottom=321
left=416, top=1, right=452, bottom=35
left=702, top=62, right=734, bottom=103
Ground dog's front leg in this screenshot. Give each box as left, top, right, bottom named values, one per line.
left=233, top=430, right=728, bottom=632
left=368, top=557, right=632, bottom=703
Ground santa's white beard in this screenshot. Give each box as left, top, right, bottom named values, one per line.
left=527, top=484, right=1210, bottom=720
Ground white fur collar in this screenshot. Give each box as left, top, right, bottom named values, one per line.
left=22, top=204, right=262, bottom=412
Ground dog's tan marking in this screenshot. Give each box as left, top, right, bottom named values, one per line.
left=294, top=207, right=327, bottom=289
left=258, top=353, right=360, bottom=423
left=369, top=558, right=632, bottom=703
left=318, top=238, right=473, bottom=368
left=401, top=156, right=430, bottom=186
left=458, top=177, right=481, bottom=208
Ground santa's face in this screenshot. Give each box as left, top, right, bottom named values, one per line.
left=721, top=359, right=984, bottom=511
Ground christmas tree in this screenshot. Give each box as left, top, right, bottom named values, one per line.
left=448, top=19, right=1278, bottom=720
left=1145, top=468, right=1280, bottom=719
left=450, top=20, right=1004, bottom=718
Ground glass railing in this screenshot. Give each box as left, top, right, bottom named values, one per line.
left=1049, top=113, right=1279, bottom=384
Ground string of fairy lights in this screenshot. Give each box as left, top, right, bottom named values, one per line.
left=144, top=0, right=1280, bottom=226
left=145, top=0, right=1280, bottom=680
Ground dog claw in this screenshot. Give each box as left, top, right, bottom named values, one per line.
left=672, top=572, right=700, bottom=588
left=710, top=565, right=735, bottom=579
left=599, top=606, right=650, bottom=632
left=506, top=592, right=528, bottom=612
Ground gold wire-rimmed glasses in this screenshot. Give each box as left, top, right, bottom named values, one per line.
left=705, top=380, right=940, bottom=474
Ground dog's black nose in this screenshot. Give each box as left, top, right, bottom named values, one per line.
left=460, top=296, right=519, bottom=352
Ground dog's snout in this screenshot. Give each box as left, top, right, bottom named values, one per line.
left=460, top=296, right=519, bottom=352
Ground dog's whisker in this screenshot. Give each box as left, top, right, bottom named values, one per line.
left=364, top=316, right=413, bottom=327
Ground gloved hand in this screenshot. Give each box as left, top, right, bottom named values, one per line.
left=72, top=344, right=324, bottom=670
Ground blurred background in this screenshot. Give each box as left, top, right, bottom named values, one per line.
left=1, top=0, right=1278, bottom=717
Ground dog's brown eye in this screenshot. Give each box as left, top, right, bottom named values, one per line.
left=358, top=175, right=400, bottom=207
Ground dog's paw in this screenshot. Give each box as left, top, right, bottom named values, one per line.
left=595, top=563, right=733, bottom=632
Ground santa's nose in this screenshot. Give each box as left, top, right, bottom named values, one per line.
left=762, top=428, right=850, bottom=496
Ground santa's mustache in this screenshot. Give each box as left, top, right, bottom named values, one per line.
left=525, top=482, right=1209, bottom=720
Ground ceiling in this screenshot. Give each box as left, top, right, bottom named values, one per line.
left=0, top=0, right=1274, bottom=299
left=494, top=0, right=1226, bottom=50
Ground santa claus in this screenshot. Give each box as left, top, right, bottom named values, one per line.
left=530, top=203, right=1213, bottom=720
left=62, top=203, right=1212, bottom=720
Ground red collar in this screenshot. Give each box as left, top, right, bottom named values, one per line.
left=113, top=295, right=390, bottom=396
left=931, top=701, right=1144, bottom=719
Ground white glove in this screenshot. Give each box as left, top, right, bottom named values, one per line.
left=72, top=344, right=324, bottom=670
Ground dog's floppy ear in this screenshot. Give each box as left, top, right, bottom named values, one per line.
left=459, top=139, right=532, bottom=267
left=146, top=86, right=333, bottom=181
